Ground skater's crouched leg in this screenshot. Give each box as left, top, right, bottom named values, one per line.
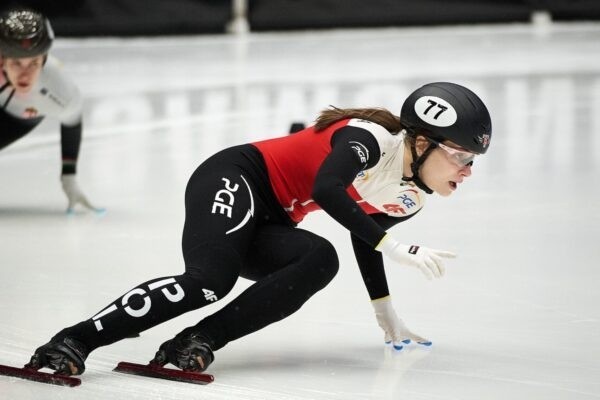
left=195, top=229, right=339, bottom=354
left=183, top=241, right=243, bottom=307
left=149, top=243, right=242, bottom=372
left=274, top=232, right=340, bottom=313
left=242, top=227, right=340, bottom=309
left=304, top=234, right=340, bottom=291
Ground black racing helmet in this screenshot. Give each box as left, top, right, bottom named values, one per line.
left=0, top=9, right=54, bottom=58
left=400, top=82, right=492, bottom=154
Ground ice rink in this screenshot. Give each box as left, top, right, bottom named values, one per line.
left=1, top=20, right=599, bottom=399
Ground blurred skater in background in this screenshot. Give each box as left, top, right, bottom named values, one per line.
left=0, top=8, right=100, bottom=213
left=28, top=82, right=491, bottom=376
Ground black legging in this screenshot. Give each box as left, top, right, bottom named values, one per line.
left=0, top=109, right=42, bottom=150
left=54, top=145, right=339, bottom=352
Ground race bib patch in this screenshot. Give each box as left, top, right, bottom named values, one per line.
left=414, top=96, right=457, bottom=127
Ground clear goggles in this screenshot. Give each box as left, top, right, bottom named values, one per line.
left=426, top=137, right=476, bottom=167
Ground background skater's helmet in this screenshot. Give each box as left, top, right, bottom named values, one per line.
left=400, top=82, right=492, bottom=154
left=0, top=9, right=54, bottom=58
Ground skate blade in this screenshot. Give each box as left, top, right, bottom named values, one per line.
left=114, top=361, right=214, bottom=385
left=0, top=363, right=81, bottom=387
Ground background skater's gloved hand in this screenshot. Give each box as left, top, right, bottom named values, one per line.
left=376, top=233, right=456, bottom=280
left=60, top=174, right=104, bottom=214
left=371, top=296, right=432, bottom=350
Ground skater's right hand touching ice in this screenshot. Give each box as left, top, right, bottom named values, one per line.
left=376, top=233, right=456, bottom=280
left=60, top=174, right=105, bottom=214
left=371, top=296, right=431, bottom=350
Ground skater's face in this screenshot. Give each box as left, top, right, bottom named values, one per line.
left=410, top=136, right=475, bottom=197
left=2, top=55, right=45, bottom=94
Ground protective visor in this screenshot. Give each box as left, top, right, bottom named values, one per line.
left=426, top=137, right=476, bottom=167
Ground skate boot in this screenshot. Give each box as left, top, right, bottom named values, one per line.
left=26, top=337, right=89, bottom=376
left=152, top=331, right=214, bottom=372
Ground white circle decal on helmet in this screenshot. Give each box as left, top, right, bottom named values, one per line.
left=413, top=96, right=457, bottom=127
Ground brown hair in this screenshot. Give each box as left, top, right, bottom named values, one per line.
left=314, top=106, right=403, bottom=134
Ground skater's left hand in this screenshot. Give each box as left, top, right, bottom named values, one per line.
left=371, top=296, right=431, bottom=350
left=60, top=174, right=104, bottom=214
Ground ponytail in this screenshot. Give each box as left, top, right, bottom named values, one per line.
left=314, top=106, right=402, bottom=133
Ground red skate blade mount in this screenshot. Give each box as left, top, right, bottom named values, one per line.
left=114, top=362, right=214, bottom=385
left=0, top=363, right=81, bottom=387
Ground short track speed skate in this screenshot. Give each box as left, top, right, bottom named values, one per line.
left=114, top=332, right=215, bottom=385
left=114, top=361, right=214, bottom=384
left=0, top=363, right=81, bottom=387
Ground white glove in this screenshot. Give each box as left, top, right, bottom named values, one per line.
left=372, top=296, right=431, bottom=350
left=376, top=233, right=456, bottom=280
left=60, top=175, right=100, bottom=213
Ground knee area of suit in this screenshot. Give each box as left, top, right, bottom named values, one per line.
left=303, top=237, right=339, bottom=288
left=185, top=245, right=243, bottom=302
left=189, top=272, right=238, bottom=304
